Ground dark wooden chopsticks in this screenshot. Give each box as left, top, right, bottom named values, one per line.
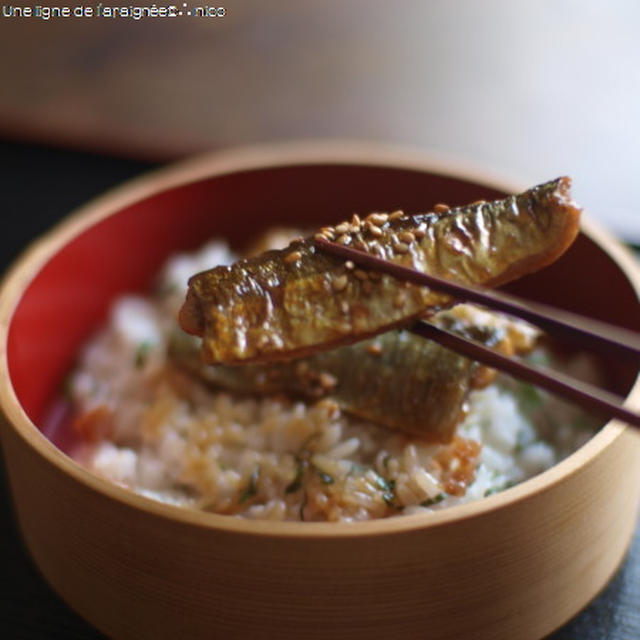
left=315, top=237, right=640, bottom=360
left=413, top=322, right=640, bottom=428
left=315, top=237, right=640, bottom=428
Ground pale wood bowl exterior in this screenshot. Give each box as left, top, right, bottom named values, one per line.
left=1, top=142, right=639, bottom=640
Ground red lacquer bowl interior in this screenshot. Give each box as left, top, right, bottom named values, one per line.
left=7, top=164, right=640, bottom=449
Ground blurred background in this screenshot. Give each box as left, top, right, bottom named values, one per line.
left=2, top=0, right=640, bottom=249
left=1, top=1, right=639, bottom=638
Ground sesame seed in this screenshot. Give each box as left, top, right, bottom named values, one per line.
left=339, top=300, right=349, bottom=314
left=354, top=240, right=367, bottom=251
left=394, top=241, right=410, bottom=254
left=433, top=203, right=450, bottom=213
left=319, top=372, right=337, bottom=390
left=345, top=260, right=355, bottom=270
left=414, top=224, right=427, bottom=239
left=314, top=233, right=327, bottom=242
left=354, top=269, right=368, bottom=280
left=471, top=200, right=486, bottom=206
left=284, top=250, right=302, bottom=264
left=337, top=234, right=350, bottom=245
left=366, top=212, right=389, bottom=226
left=367, top=223, right=383, bottom=237
left=389, top=210, right=404, bottom=221
left=318, top=398, right=340, bottom=418
left=398, top=231, right=415, bottom=243
left=351, top=214, right=361, bottom=226
left=393, top=292, right=406, bottom=308
left=366, top=342, right=382, bottom=356
left=332, top=274, right=348, bottom=291
left=335, top=222, right=350, bottom=234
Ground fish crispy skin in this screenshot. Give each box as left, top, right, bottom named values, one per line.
left=171, top=308, right=537, bottom=441
left=180, top=177, right=580, bottom=365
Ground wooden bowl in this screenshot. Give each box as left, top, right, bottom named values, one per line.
left=1, top=142, right=639, bottom=640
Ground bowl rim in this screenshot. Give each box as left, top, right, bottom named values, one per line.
left=1, top=139, right=639, bottom=538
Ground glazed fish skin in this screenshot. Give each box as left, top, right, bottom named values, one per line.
left=171, top=308, right=536, bottom=441
left=180, top=177, right=580, bottom=365
left=172, top=329, right=487, bottom=442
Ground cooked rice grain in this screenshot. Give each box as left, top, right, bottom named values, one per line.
left=70, top=241, right=598, bottom=522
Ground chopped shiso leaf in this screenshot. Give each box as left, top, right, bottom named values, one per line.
left=517, top=383, right=544, bottom=413
left=314, top=468, right=335, bottom=485
left=372, top=474, right=396, bottom=506
left=239, top=466, right=260, bottom=503
left=134, top=341, right=153, bottom=369
left=285, top=463, right=305, bottom=494
left=484, top=481, right=515, bottom=497
left=421, top=493, right=446, bottom=507
left=372, top=472, right=393, bottom=493
left=286, top=446, right=312, bottom=494
left=299, top=490, right=308, bottom=521
left=319, top=472, right=334, bottom=485
left=348, top=463, right=366, bottom=476
left=382, top=492, right=396, bottom=507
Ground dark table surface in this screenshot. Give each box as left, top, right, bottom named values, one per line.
left=1, top=141, right=638, bottom=639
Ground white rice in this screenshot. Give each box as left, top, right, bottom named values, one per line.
left=69, top=241, right=598, bottom=522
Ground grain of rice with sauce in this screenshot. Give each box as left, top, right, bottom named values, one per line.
left=70, top=240, right=599, bottom=522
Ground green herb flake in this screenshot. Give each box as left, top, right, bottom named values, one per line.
left=134, top=341, right=153, bottom=369
left=286, top=458, right=308, bottom=494
left=527, top=350, right=551, bottom=367
left=319, top=472, right=334, bottom=485
left=484, top=481, right=515, bottom=497
left=373, top=473, right=393, bottom=493
left=518, top=383, right=543, bottom=413
left=376, top=475, right=396, bottom=507
left=299, top=490, right=308, bottom=521
left=421, top=493, right=445, bottom=507
left=514, top=433, right=525, bottom=454
left=382, top=492, right=396, bottom=507
left=309, top=460, right=335, bottom=485
left=239, top=466, right=260, bottom=504
left=347, top=463, right=366, bottom=477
